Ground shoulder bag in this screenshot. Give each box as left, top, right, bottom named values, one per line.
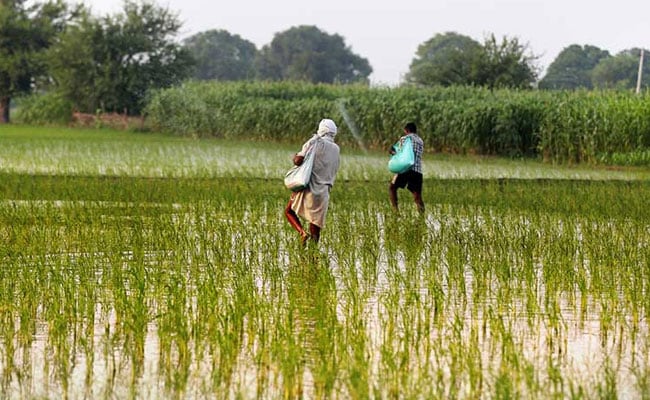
left=284, top=144, right=316, bottom=191
left=388, top=136, right=415, bottom=174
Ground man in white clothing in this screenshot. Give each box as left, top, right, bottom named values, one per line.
left=285, top=118, right=340, bottom=244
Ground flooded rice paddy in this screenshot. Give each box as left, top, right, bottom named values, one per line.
left=1, top=129, right=649, bottom=398
left=2, top=186, right=649, bottom=399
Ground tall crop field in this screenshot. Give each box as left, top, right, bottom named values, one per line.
left=145, top=82, right=650, bottom=165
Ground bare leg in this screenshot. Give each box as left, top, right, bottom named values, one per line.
left=309, top=223, right=321, bottom=243
left=389, top=182, right=399, bottom=212
left=413, top=191, right=425, bottom=214
left=285, top=198, right=309, bottom=242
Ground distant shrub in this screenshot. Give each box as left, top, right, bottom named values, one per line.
left=14, top=92, right=74, bottom=125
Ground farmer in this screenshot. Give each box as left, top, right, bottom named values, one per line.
left=285, top=118, right=341, bottom=244
left=389, top=122, right=425, bottom=214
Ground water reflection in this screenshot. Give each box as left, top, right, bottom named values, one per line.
left=1, top=208, right=649, bottom=399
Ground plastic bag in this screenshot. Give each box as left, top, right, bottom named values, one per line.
left=284, top=147, right=315, bottom=191
left=388, top=136, right=415, bottom=173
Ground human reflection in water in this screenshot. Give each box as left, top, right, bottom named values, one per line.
left=283, top=254, right=339, bottom=399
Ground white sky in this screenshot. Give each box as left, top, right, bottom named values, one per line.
left=79, top=0, right=650, bottom=85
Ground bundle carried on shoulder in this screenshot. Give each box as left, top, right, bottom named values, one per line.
left=284, top=145, right=315, bottom=191
left=388, top=136, right=415, bottom=174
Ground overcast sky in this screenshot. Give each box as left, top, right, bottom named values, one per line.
left=79, top=0, right=649, bottom=85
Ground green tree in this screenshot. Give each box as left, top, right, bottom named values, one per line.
left=406, top=32, right=537, bottom=89
left=406, top=32, right=483, bottom=86
left=255, top=25, right=372, bottom=84
left=0, top=0, right=72, bottom=123
left=539, top=44, right=610, bottom=89
left=47, top=0, right=193, bottom=115
left=183, top=29, right=257, bottom=81
left=591, top=48, right=650, bottom=90
left=476, top=34, right=538, bottom=89
left=44, top=11, right=96, bottom=113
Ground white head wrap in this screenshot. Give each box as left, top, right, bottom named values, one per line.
left=317, top=118, right=337, bottom=138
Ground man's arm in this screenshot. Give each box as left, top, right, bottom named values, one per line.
left=389, top=138, right=402, bottom=155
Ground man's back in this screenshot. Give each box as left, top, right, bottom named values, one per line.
left=405, top=132, right=424, bottom=174
left=311, top=139, right=340, bottom=189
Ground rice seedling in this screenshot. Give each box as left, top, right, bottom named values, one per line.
left=0, top=127, right=649, bottom=398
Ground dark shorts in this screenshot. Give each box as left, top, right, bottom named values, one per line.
left=391, top=170, right=423, bottom=193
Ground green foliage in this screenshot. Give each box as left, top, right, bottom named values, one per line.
left=406, top=32, right=537, bottom=89
left=145, top=81, right=650, bottom=165
left=603, top=150, right=650, bottom=166
left=13, top=91, right=73, bottom=124
left=406, top=32, right=483, bottom=86
left=478, top=34, right=538, bottom=89
left=255, top=25, right=372, bottom=84
left=46, top=0, right=193, bottom=115
left=591, top=48, right=650, bottom=90
left=537, top=89, right=650, bottom=163
left=183, top=29, right=258, bottom=81
left=440, top=93, right=545, bottom=156
left=0, top=0, right=73, bottom=122
left=43, top=11, right=96, bottom=111
left=539, top=44, right=610, bottom=90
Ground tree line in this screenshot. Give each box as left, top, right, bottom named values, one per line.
left=1, top=0, right=648, bottom=124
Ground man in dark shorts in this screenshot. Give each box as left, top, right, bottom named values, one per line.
left=389, top=122, right=425, bottom=214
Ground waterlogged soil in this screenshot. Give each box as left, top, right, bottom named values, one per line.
left=2, top=202, right=648, bottom=399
